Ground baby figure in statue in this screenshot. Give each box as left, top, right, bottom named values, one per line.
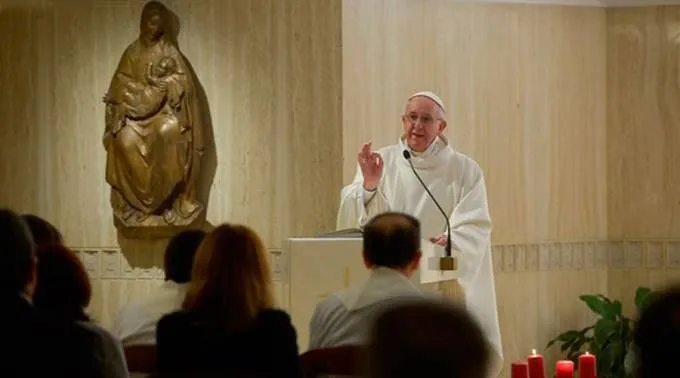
left=123, top=56, right=180, bottom=119
left=103, top=56, right=181, bottom=136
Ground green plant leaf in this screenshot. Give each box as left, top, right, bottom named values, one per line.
left=570, top=336, right=588, bottom=355
left=600, top=340, right=624, bottom=373
left=620, top=318, right=633, bottom=346
left=597, top=294, right=613, bottom=304
left=547, top=330, right=584, bottom=349
left=581, top=294, right=616, bottom=319
left=561, top=338, right=576, bottom=352
left=566, top=350, right=581, bottom=365
left=634, top=287, right=653, bottom=315
left=594, top=318, right=616, bottom=346
left=611, top=300, right=623, bottom=318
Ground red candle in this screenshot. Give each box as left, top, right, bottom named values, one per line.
left=579, top=351, right=596, bottom=378
left=528, top=349, right=545, bottom=378
left=512, top=361, right=529, bottom=378
left=555, top=360, right=574, bottom=378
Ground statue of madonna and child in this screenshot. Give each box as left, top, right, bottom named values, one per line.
left=103, top=1, right=211, bottom=237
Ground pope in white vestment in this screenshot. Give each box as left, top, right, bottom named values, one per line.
left=336, top=91, right=503, bottom=376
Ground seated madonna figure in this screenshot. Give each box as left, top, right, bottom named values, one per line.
left=156, top=224, right=302, bottom=377
left=103, top=1, right=205, bottom=233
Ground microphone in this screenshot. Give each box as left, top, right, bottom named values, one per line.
left=403, top=150, right=456, bottom=271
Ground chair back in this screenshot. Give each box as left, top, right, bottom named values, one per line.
left=124, top=344, right=158, bottom=374
left=300, top=345, right=365, bottom=377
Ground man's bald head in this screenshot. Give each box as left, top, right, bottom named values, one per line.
left=362, top=212, right=421, bottom=270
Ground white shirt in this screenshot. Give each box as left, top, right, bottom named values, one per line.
left=112, top=280, right=187, bottom=346
left=308, top=267, right=424, bottom=350
left=336, top=137, right=503, bottom=376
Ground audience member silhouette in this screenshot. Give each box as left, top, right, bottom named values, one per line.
left=633, top=284, right=680, bottom=378
left=33, top=244, right=129, bottom=378
left=367, top=300, right=491, bottom=378
left=156, top=224, right=302, bottom=377
left=22, top=213, right=64, bottom=245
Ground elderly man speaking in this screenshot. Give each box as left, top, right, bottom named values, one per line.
left=337, top=91, right=503, bottom=376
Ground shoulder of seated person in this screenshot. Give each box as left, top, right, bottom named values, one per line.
left=258, top=308, right=291, bottom=320
left=257, top=308, right=295, bottom=327
left=158, top=310, right=190, bottom=326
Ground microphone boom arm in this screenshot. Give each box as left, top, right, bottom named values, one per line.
left=403, top=150, right=453, bottom=257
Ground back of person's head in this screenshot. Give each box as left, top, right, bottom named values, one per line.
left=33, top=244, right=92, bottom=322
left=362, top=212, right=421, bottom=271
left=634, top=284, right=680, bottom=378
left=164, top=229, right=206, bottom=283
left=21, top=214, right=63, bottom=245
left=367, top=300, right=490, bottom=378
left=0, top=209, right=36, bottom=296
left=182, top=223, right=274, bottom=330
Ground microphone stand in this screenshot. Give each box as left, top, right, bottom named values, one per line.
left=403, top=150, right=456, bottom=271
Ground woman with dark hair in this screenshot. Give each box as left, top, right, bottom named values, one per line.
left=34, top=245, right=129, bottom=378
left=156, top=224, right=301, bottom=377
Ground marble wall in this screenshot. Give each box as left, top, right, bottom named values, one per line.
left=607, top=6, right=680, bottom=240
left=606, top=5, right=680, bottom=323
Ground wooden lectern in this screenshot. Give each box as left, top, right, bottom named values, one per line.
left=278, top=233, right=460, bottom=351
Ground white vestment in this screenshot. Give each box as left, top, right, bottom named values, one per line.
left=336, top=136, right=503, bottom=375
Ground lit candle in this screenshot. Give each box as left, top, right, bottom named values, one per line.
left=511, top=361, right=529, bottom=378
left=579, top=351, right=596, bottom=378
left=528, top=349, right=545, bottom=378
left=555, top=360, right=574, bottom=378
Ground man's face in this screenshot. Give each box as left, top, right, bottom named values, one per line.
left=401, top=97, right=447, bottom=153
left=142, top=14, right=164, bottom=42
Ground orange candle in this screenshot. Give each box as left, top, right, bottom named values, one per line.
left=555, top=360, right=574, bottom=378
left=579, top=352, right=596, bottom=378
left=528, top=349, right=545, bottom=378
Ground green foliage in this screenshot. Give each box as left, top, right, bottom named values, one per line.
left=546, top=287, right=654, bottom=378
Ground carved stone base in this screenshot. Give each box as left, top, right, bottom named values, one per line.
left=113, top=205, right=207, bottom=238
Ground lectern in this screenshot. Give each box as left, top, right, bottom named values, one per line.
left=278, top=234, right=460, bottom=351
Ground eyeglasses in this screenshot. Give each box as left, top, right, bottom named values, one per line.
left=404, top=112, right=441, bottom=126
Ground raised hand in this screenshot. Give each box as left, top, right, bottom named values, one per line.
left=357, top=142, right=384, bottom=191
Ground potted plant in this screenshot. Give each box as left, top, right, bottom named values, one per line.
left=546, top=287, right=653, bottom=378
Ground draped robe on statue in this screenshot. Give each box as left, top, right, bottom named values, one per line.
left=337, top=136, right=503, bottom=376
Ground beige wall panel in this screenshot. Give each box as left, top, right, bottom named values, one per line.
left=342, top=1, right=608, bottom=244
left=607, top=6, right=680, bottom=239
left=608, top=268, right=680, bottom=316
